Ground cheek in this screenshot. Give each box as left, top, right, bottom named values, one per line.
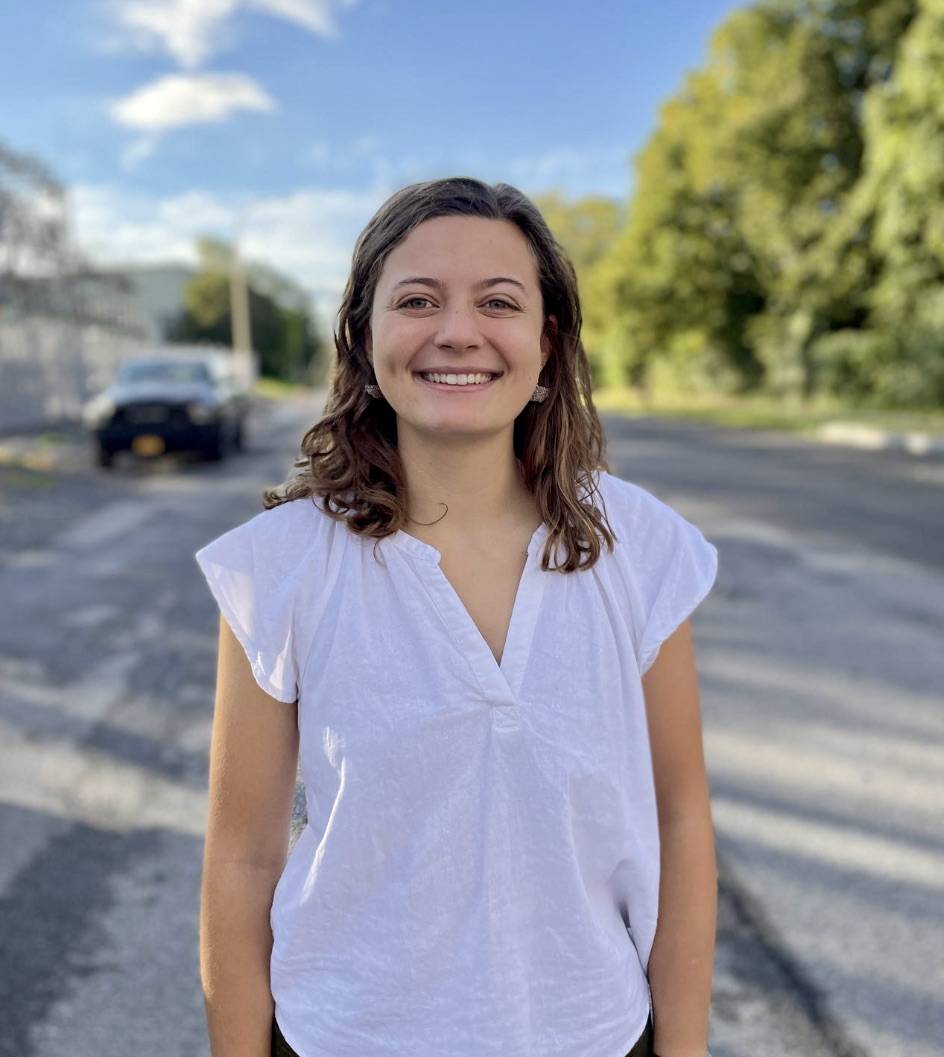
left=375, top=318, right=422, bottom=353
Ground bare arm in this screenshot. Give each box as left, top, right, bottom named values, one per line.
left=643, top=617, right=717, bottom=1057
left=200, top=615, right=300, bottom=1057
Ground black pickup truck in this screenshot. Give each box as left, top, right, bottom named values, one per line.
left=83, top=351, right=251, bottom=467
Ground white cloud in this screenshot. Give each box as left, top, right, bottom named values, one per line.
left=302, top=140, right=454, bottom=188
left=67, top=181, right=390, bottom=326
left=119, top=136, right=161, bottom=170
left=111, top=0, right=356, bottom=68
left=504, top=146, right=631, bottom=198
left=110, top=72, right=275, bottom=130
left=114, top=0, right=237, bottom=68
left=68, top=186, right=233, bottom=261
left=300, top=142, right=630, bottom=200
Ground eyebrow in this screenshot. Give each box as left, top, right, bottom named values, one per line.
left=390, top=276, right=527, bottom=294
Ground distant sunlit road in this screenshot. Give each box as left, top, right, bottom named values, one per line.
left=602, top=411, right=944, bottom=1057
left=0, top=395, right=941, bottom=1057
left=0, top=392, right=326, bottom=1057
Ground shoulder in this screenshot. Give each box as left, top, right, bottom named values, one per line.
left=195, top=496, right=332, bottom=582
left=594, top=469, right=684, bottom=533
left=594, top=471, right=717, bottom=583
left=235, top=495, right=329, bottom=537
left=249, top=495, right=327, bottom=535
left=594, top=472, right=719, bottom=652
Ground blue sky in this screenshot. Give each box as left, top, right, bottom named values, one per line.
left=0, top=0, right=747, bottom=323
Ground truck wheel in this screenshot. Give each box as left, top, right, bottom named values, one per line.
left=204, top=429, right=226, bottom=461
left=96, top=443, right=114, bottom=468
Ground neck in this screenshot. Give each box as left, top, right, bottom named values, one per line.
left=396, top=428, right=536, bottom=543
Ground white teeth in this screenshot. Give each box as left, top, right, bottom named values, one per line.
left=420, top=372, right=495, bottom=386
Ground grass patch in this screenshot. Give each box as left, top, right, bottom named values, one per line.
left=592, top=387, right=944, bottom=436
left=0, top=465, right=58, bottom=489
left=253, top=377, right=316, bottom=399
left=36, top=431, right=79, bottom=446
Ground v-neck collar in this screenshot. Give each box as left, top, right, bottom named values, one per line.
left=385, top=521, right=551, bottom=707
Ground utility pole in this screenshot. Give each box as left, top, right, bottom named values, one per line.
left=229, top=244, right=251, bottom=350
left=228, top=238, right=254, bottom=387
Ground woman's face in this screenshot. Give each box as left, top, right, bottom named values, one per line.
left=366, top=215, right=555, bottom=439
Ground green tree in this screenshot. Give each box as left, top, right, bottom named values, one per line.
left=707, top=4, right=868, bottom=398
left=857, top=0, right=944, bottom=326
left=595, top=0, right=920, bottom=402
left=531, top=191, right=626, bottom=384
left=813, top=0, right=944, bottom=405
left=167, top=237, right=326, bottom=383
left=168, top=268, right=282, bottom=362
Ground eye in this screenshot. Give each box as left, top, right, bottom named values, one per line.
left=396, top=295, right=519, bottom=311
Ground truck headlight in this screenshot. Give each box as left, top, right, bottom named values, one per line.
left=83, top=396, right=115, bottom=428
left=187, top=400, right=217, bottom=423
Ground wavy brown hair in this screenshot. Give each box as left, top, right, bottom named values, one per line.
left=262, top=175, right=616, bottom=572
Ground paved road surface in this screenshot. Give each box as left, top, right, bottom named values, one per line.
left=0, top=392, right=941, bottom=1057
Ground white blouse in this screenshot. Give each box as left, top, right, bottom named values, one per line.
left=194, top=468, right=719, bottom=1057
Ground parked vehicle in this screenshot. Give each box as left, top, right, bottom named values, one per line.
left=83, top=351, right=251, bottom=467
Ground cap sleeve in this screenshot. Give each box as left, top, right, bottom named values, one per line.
left=194, top=507, right=302, bottom=703
left=634, top=499, right=719, bottom=677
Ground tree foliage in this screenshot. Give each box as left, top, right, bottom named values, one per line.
left=531, top=191, right=626, bottom=385
left=1, top=140, right=70, bottom=307
left=589, top=0, right=941, bottom=406
left=167, top=237, right=326, bottom=383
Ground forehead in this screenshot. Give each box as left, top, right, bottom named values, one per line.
left=379, top=216, right=538, bottom=289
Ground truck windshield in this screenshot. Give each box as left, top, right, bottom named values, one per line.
left=117, top=361, right=213, bottom=385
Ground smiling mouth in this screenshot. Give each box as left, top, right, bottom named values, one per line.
left=413, top=371, right=501, bottom=390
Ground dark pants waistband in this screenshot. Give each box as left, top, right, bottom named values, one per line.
left=272, top=1009, right=654, bottom=1056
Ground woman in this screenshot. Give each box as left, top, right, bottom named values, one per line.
left=196, top=176, right=718, bottom=1057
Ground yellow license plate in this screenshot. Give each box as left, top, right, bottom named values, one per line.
left=132, top=434, right=165, bottom=456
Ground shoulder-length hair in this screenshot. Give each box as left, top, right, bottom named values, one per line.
left=262, top=175, right=615, bottom=572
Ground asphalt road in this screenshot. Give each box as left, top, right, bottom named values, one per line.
left=0, top=392, right=941, bottom=1057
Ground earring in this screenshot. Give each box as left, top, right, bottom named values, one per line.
left=365, top=383, right=381, bottom=398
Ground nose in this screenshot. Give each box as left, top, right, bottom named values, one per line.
left=433, top=303, right=482, bottom=350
